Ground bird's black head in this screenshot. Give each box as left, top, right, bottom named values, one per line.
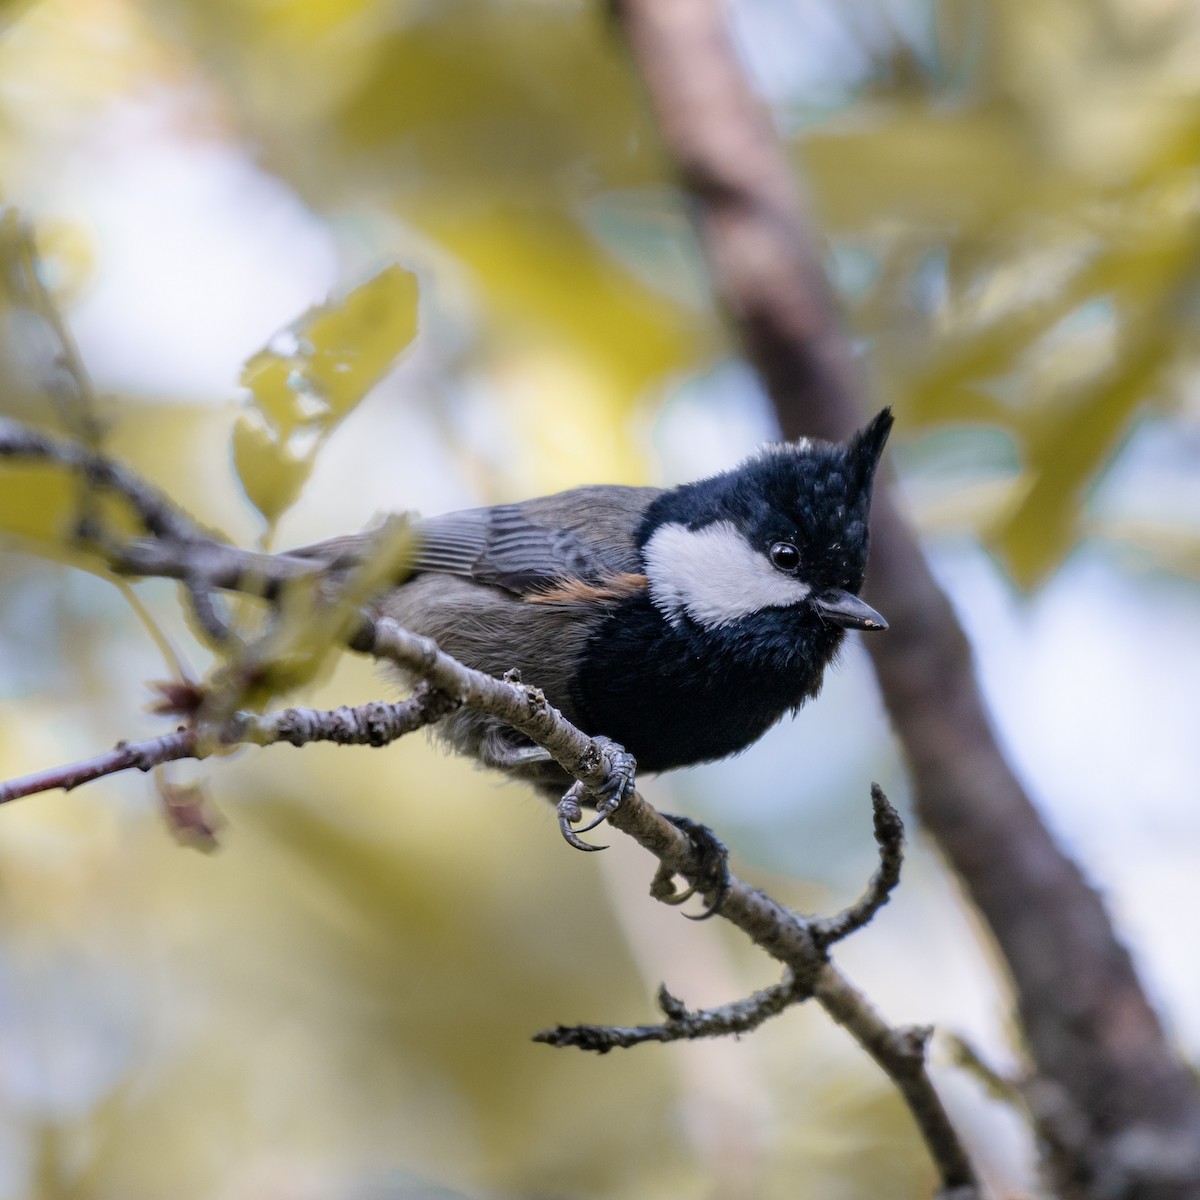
left=637, top=409, right=893, bottom=638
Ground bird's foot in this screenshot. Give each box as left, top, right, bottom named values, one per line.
left=652, top=815, right=731, bottom=920
left=556, top=737, right=637, bottom=852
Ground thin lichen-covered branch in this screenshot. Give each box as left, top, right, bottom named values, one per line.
left=0, top=413, right=980, bottom=1196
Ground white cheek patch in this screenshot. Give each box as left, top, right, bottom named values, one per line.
left=642, top=521, right=812, bottom=630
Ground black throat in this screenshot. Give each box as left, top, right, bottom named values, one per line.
left=571, top=595, right=845, bottom=774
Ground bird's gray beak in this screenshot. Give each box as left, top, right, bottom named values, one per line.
left=813, top=589, right=888, bottom=631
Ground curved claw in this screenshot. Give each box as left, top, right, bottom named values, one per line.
left=684, top=897, right=723, bottom=922
left=553, top=739, right=637, bottom=853
left=663, top=814, right=731, bottom=920
left=557, top=788, right=608, bottom=852
left=654, top=876, right=722, bottom=918
left=572, top=804, right=616, bottom=836
left=659, top=879, right=700, bottom=907
left=558, top=816, right=608, bottom=852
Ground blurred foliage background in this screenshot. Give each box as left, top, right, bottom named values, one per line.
left=1, top=1, right=1199, bottom=1197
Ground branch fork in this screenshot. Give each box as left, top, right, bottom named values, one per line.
left=0, top=414, right=980, bottom=1195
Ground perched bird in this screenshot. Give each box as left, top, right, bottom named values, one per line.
left=297, top=409, right=893, bottom=827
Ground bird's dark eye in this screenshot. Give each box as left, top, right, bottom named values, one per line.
left=769, top=541, right=800, bottom=572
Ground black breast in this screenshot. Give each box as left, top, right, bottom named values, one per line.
left=570, top=597, right=845, bottom=774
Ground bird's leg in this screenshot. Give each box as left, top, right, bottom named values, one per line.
left=481, top=722, right=636, bottom=853
left=651, top=815, right=731, bottom=919
left=556, top=737, right=637, bottom=852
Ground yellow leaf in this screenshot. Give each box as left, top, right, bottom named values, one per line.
left=236, top=264, right=420, bottom=485
left=302, top=264, right=420, bottom=419
left=231, top=413, right=312, bottom=527
left=239, top=351, right=305, bottom=436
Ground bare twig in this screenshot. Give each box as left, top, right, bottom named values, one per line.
left=812, top=782, right=904, bottom=947
left=365, top=608, right=978, bottom=1189
left=0, top=686, right=459, bottom=805
left=104, top=533, right=319, bottom=594
left=0, top=728, right=201, bottom=804
left=535, top=977, right=802, bottom=1051
left=946, top=1034, right=1027, bottom=1110
left=612, top=1, right=1200, bottom=1192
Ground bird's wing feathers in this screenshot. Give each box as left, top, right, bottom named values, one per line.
left=407, top=511, right=491, bottom=575
left=291, top=484, right=662, bottom=597
left=416, top=485, right=660, bottom=593
left=459, top=506, right=597, bottom=591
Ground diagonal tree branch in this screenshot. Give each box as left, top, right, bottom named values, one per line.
left=611, top=2, right=1200, bottom=1195
left=0, top=417, right=980, bottom=1191
left=556, top=782, right=978, bottom=1193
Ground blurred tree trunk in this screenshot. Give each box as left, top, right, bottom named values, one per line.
left=612, top=2, right=1200, bottom=1196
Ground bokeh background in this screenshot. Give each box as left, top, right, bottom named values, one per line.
left=1, top=1, right=1199, bottom=1197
